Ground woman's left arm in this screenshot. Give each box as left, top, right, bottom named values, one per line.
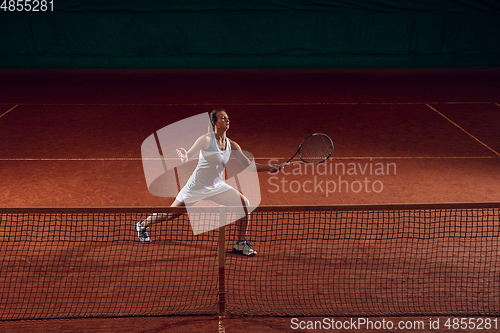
left=230, top=140, right=281, bottom=173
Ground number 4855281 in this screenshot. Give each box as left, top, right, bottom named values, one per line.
left=1, top=0, right=54, bottom=11
left=445, top=318, right=498, bottom=330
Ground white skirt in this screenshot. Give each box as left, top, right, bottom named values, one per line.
left=176, top=176, right=233, bottom=203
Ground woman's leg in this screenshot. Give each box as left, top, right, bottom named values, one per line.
left=141, top=199, right=186, bottom=228
left=207, top=189, right=256, bottom=256
left=207, top=188, right=250, bottom=241
left=135, top=199, right=186, bottom=243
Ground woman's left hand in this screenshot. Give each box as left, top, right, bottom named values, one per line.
left=270, top=165, right=283, bottom=173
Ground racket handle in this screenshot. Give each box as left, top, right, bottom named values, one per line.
left=278, top=161, right=289, bottom=168
left=282, top=161, right=307, bottom=166
left=275, top=160, right=305, bottom=172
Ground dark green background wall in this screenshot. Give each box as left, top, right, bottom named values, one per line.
left=1, top=1, right=499, bottom=68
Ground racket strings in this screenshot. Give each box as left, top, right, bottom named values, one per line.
left=299, top=134, right=333, bottom=163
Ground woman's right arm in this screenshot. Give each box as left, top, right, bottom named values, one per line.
left=176, top=134, right=210, bottom=162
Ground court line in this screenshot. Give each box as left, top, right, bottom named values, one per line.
left=0, top=105, right=18, bottom=119
left=426, top=104, right=500, bottom=157
left=218, top=316, right=226, bottom=333
left=0, top=102, right=493, bottom=107
left=0, top=156, right=495, bottom=161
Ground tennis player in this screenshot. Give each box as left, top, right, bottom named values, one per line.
left=135, top=109, right=282, bottom=256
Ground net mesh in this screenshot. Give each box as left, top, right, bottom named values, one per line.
left=298, top=134, right=333, bottom=164
left=1, top=204, right=499, bottom=320
left=226, top=206, right=500, bottom=317
left=0, top=208, right=219, bottom=320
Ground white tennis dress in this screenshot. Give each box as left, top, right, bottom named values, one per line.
left=176, top=133, right=233, bottom=203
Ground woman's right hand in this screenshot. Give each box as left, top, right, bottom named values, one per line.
left=176, top=148, right=188, bottom=163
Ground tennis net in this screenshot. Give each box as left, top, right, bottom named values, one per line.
left=0, top=203, right=499, bottom=320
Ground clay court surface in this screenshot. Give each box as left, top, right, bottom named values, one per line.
left=1, top=68, right=499, bottom=332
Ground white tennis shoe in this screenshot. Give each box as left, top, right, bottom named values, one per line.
left=135, top=221, right=151, bottom=244
left=233, top=241, right=257, bottom=256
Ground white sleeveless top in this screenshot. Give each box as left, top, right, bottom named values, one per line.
left=176, top=133, right=233, bottom=203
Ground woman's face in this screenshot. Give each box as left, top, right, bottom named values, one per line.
left=213, top=111, right=230, bottom=131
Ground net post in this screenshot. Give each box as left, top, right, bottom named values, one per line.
left=218, top=206, right=226, bottom=317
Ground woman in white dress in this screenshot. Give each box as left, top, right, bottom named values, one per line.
left=135, top=109, right=281, bottom=256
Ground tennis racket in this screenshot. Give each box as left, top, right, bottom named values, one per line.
left=279, top=133, right=334, bottom=168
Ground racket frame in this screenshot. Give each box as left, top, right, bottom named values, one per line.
left=280, top=133, right=334, bottom=167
